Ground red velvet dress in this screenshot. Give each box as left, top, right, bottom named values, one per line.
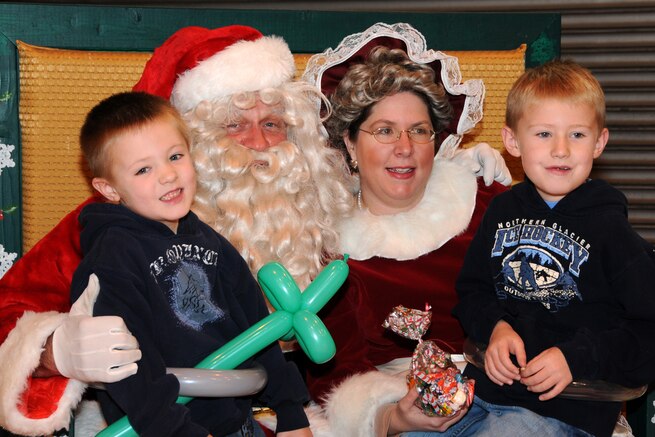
left=305, top=160, right=505, bottom=436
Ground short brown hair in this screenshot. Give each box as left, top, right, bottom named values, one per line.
left=506, top=60, right=606, bottom=130
left=80, top=91, right=189, bottom=177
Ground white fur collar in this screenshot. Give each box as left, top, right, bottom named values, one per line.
left=338, top=159, right=477, bottom=261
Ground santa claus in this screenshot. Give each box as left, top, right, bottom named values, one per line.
left=0, top=24, right=350, bottom=436
left=0, top=24, right=509, bottom=436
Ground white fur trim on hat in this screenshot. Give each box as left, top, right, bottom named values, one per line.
left=171, top=35, right=295, bottom=113
left=302, top=22, right=485, bottom=158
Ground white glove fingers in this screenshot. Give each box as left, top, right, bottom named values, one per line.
left=483, top=161, right=495, bottom=186
left=71, top=350, right=140, bottom=383
left=52, top=313, right=141, bottom=383
left=105, top=363, right=139, bottom=382
left=77, top=321, right=140, bottom=353
left=77, top=331, right=138, bottom=353
left=109, top=331, right=140, bottom=352
left=79, top=315, right=127, bottom=333
left=474, top=143, right=513, bottom=186
left=495, top=153, right=513, bottom=186
left=111, top=348, right=142, bottom=366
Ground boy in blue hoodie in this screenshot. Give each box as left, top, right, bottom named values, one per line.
left=71, top=91, right=311, bottom=437
left=453, top=60, right=655, bottom=437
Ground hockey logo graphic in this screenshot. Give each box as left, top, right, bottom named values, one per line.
left=493, top=221, right=588, bottom=312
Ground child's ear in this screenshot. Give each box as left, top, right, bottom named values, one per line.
left=501, top=125, right=521, bottom=158
left=92, top=177, right=120, bottom=203
left=593, top=127, right=610, bottom=159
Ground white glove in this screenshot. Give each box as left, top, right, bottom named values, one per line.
left=451, top=142, right=513, bottom=186
left=52, top=274, right=141, bottom=383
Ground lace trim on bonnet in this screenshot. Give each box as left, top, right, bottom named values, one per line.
left=301, top=22, right=485, bottom=158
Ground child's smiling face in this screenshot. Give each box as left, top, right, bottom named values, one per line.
left=502, top=98, right=609, bottom=202
left=93, top=116, right=196, bottom=233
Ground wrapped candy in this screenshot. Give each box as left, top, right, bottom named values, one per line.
left=382, top=304, right=432, bottom=341
left=383, top=304, right=475, bottom=417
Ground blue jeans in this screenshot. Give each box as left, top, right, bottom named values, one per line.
left=401, top=396, right=593, bottom=437
left=223, top=412, right=267, bottom=437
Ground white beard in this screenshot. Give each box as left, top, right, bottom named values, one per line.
left=193, top=136, right=326, bottom=291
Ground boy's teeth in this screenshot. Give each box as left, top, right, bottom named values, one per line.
left=162, top=189, right=180, bottom=200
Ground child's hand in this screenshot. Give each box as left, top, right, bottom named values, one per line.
left=485, top=320, right=526, bottom=386
left=520, top=347, right=572, bottom=401
left=277, top=426, right=313, bottom=437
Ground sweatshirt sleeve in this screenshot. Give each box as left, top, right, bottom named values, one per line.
left=254, top=341, right=309, bottom=432
left=453, top=201, right=511, bottom=343
left=220, top=238, right=310, bottom=433
left=84, top=251, right=208, bottom=437
left=556, top=232, right=655, bottom=387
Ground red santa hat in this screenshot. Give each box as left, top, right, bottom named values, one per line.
left=133, top=25, right=296, bottom=113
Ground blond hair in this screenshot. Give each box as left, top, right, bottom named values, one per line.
left=506, top=59, right=606, bottom=130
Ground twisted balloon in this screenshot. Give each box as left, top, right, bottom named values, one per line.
left=97, top=257, right=349, bottom=437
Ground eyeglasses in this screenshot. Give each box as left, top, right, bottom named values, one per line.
left=359, top=126, right=436, bottom=144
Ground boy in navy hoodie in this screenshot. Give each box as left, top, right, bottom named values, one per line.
left=453, top=60, right=655, bottom=437
left=70, top=91, right=311, bottom=437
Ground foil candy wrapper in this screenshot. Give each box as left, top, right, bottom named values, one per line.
left=383, top=304, right=475, bottom=417
left=409, top=340, right=475, bottom=417
left=381, top=304, right=432, bottom=341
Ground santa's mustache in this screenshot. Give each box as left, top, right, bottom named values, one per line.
left=213, top=137, right=302, bottom=184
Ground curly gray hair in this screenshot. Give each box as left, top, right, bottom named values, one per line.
left=326, top=46, right=453, bottom=170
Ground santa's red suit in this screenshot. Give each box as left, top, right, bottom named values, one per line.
left=0, top=196, right=94, bottom=435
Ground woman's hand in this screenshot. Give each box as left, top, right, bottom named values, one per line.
left=485, top=320, right=526, bottom=386
left=277, top=427, right=313, bottom=437
left=385, top=388, right=467, bottom=435
left=520, top=347, right=572, bottom=401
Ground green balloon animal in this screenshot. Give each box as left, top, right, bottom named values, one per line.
left=96, top=256, right=349, bottom=437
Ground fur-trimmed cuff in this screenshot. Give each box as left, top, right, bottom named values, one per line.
left=257, top=403, right=334, bottom=437
left=74, top=400, right=107, bottom=436
left=323, top=371, right=407, bottom=437
left=256, top=372, right=406, bottom=437
left=0, top=311, right=87, bottom=436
